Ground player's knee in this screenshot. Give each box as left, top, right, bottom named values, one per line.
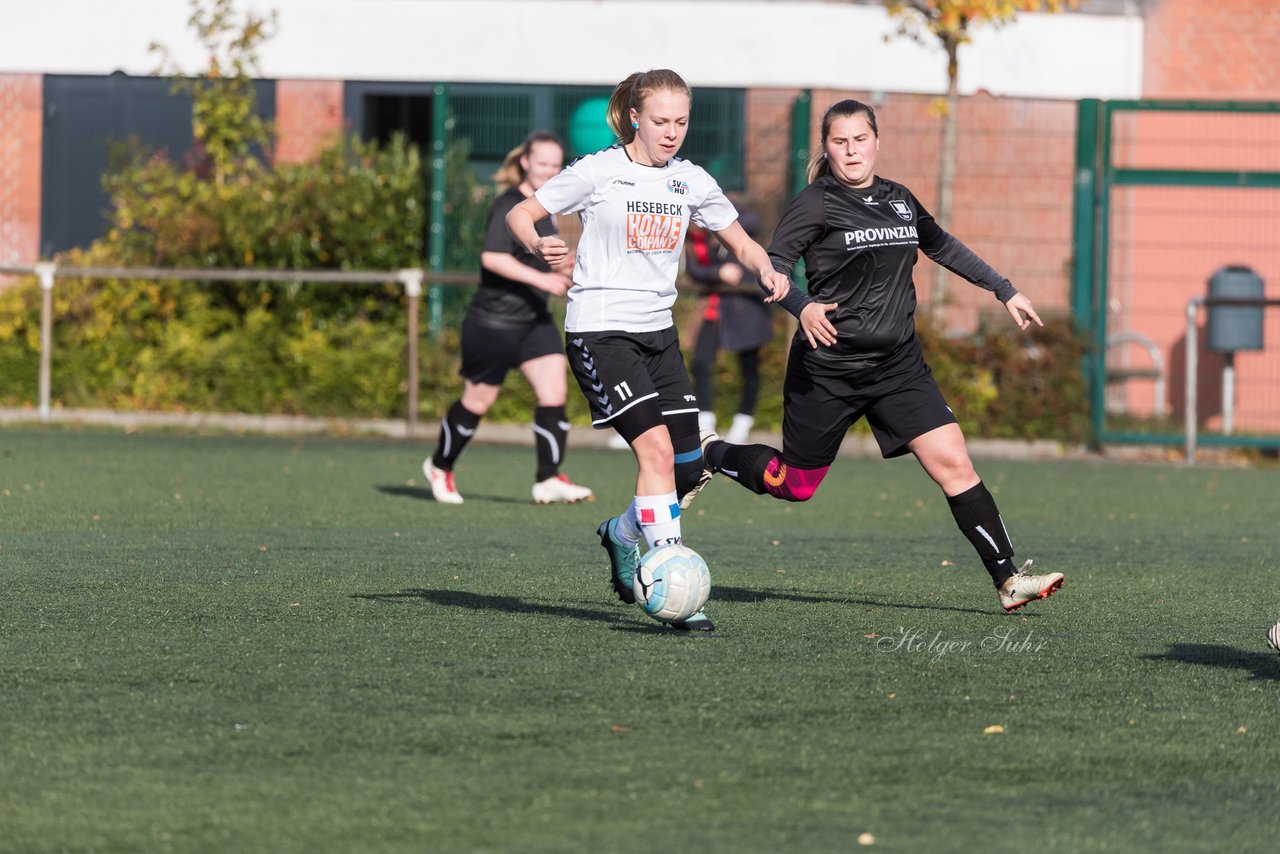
left=762, top=461, right=829, bottom=503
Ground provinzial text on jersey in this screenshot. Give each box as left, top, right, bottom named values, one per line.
left=845, top=226, right=919, bottom=247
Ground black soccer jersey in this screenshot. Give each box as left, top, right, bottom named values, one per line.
left=769, top=175, right=1016, bottom=373
left=468, top=187, right=558, bottom=327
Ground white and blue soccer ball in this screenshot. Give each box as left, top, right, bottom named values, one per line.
left=632, top=544, right=711, bottom=624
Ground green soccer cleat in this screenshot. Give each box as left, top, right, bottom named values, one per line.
left=998, top=560, right=1065, bottom=613
left=669, top=610, right=716, bottom=632
left=598, top=517, right=641, bottom=605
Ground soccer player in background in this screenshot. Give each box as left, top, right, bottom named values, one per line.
left=423, top=131, right=594, bottom=506
left=700, top=99, right=1065, bottom=614
left=506, top=69, right=790, bottom=631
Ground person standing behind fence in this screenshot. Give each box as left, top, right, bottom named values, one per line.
left=685, top=210, right=774, bottom=444
left=506, top=69, right=790, bottom=631
left=699, top=99, right=1064, bottom=614
left=423, top=131, right=594, bottom=506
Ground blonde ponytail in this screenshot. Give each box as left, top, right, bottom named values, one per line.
left=490, top=130, right=565, bottom=190
left=607, top=69, right=692, bottom=145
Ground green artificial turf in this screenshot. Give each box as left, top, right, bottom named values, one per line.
left=1, top=428, right=1277, bottom=853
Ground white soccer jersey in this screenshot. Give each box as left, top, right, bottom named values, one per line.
left=535, top=145, right=738, bottom=333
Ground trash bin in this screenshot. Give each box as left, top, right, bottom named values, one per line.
left=1206, top=265, right=1264, bottom=352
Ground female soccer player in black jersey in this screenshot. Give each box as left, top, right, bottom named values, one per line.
left=423, top=131, right=593, bottom=506
left=703, top=99, right=1064, bottom=613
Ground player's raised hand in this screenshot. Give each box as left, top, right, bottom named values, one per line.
left=1004, top=292, right=1043, bottom=331
left=758, top=270, right=791, bottom=303
left=800, top=301, right=839, bottom=348
left=534, top=236, right=570, bottom=269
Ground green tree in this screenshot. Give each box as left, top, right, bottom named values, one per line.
left=150, top=0, right=275, bottom=187
left=883, top=1, right=1076, bottom=325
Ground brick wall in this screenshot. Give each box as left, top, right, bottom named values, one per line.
left=1143, top=0, right=1280, bottom=99
left=0, top=74, right=42, bottom=271
left=1112, top=0, right=1280, bottom=429
left=274, top=79, right=344, bottom=164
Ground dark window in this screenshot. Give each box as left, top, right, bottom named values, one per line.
left=40, top=73, right=275, bottom=256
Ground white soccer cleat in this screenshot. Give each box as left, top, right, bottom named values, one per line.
left=423, top=459, right=463, bottom=504
left=532, top=474, right=594, bottom=504
left=997, top=559, right=1064, bottom=613
left=1267, top=621, right=1280, bottom=652
left=724, top=413, right=754, bottom=444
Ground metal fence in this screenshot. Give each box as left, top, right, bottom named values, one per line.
left=1073, top=99, right=1280, bottom=454
left=0, top=263, right=480, bottom=430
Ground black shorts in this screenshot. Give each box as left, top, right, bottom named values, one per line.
left=781, top=337, right=957, bottom=467
left=459, top=314, right=564, bottom=386
left=565, top=326, right=698, bottom=442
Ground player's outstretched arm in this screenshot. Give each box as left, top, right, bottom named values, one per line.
left=713, top=220, right=790, bottom=303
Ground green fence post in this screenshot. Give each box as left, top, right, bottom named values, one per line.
left=1091, top=100, right=1115, bottom=444
left=788, top=90, right=812, bottom=290
left=1072, top=99, right=1102, bottom=445
left=1071, top=99, right=1099, bottom=334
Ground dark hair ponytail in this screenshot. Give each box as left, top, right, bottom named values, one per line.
left=807, top=99, right=879, bottom=183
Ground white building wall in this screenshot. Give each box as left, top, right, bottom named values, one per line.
left=1, top=0, right=1142, bottom=99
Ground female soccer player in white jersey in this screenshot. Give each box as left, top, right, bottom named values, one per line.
left=507, top=69, right=790, bottom=631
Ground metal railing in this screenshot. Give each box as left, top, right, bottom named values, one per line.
left=1184, top=295, right=1280, bottom=464
left=0, top=263, right=478, bottom=430
left=1105, top=331, right=1166, bottom=417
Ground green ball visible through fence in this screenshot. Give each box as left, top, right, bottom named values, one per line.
left=568, top=97, right=615, bottom=156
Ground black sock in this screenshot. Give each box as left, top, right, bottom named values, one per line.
left=668, top=413, right=704, bottom=502
left=533, top=405, right=569, bottom=482
left=946, top=482, right=1016, bottom=587
left=706, top=440, right=778, bottom=496
left=431, top=400, right=482, bottom=471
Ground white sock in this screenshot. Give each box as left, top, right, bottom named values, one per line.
left=634, top=492, right=682, bottom=549
left=697, top=411, right=717, bottom=433
left=725, top=413, right=754, bottom=443
left=614, top=500, right=642, bottom=546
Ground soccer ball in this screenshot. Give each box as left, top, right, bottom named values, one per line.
left=1268, top=621, right=1280, bottom=652
left=632, top=544, right=711, bottom=624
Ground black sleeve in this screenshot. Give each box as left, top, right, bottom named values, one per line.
left=767, top=186, right=824, bottom=317
left=684, top=240, right=723, bottom=287
left=913, top=192, right=1017, bottom=303
left=482, top=192, right=522, bottom=255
